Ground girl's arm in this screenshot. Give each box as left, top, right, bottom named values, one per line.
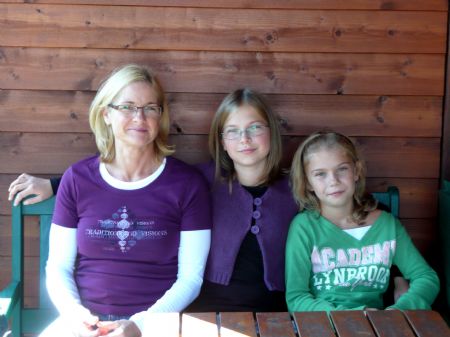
left=285, top=219, right=342, bottom=312
left=387, top=219, right=439, bottom=310
left=130, top=229, right=211, bottom=332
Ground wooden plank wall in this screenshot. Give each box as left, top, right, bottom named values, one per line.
left=0, top=0, right=447, bottom=307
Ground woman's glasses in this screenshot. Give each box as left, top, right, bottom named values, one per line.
left=108, top=104, right=162, bottom=119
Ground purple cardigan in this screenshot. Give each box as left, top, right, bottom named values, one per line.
left=196, top=162, right=299, bottom=291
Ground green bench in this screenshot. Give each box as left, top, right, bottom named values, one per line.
left=0, top=187, right=400, bottom=337
left=0, top=196, right=57, bottom=337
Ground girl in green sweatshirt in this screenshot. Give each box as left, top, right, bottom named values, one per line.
left=285, top=131, right=439, bottom=311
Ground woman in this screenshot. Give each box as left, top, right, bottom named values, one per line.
left=38, top=64, right=211, bottom=337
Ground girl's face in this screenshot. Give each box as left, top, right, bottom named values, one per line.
left=221, top=104, right=271, bottom=173
left=305, top=145, right=359, bottom=212
left=103, top=81, right=160, bottom=151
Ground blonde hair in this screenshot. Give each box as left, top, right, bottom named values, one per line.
left=89, top=64, right=174, bottom=162
left=208, top=88, right=283, bottom=185
left=290, top=131, right=377, bottom=223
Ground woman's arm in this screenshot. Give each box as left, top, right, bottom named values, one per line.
left=46, top=224, right=97, bottom=325
left=8, top=173, right=58, bottom=206
left=130, top=229, right=210, bottom=332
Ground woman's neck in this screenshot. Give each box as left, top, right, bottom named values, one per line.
left=106, top=146, right=160, bottom=182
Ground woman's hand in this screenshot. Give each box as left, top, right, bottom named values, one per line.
left=8, top=173, right=53, bottom=206
left=67, top=314, right=101, bottom=337
left=96, top=320, right=141, bottom=337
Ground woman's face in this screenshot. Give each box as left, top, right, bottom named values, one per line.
left=103, top=81, right=161, bottom=151
left=221, top=104, right=271, bottom=173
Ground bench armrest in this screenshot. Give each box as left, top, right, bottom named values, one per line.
left=0, top=281, right=20, bottom=318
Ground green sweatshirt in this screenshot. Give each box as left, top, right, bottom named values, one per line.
left=285, top=210, right=439, bottom=312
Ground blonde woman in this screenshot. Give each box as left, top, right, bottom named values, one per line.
left=38, top=65, right=211, bottom=337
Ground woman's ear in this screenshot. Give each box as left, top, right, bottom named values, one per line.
left=102, top=107, right=111, bottom=125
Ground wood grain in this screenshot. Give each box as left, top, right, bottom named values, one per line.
left=220, top=312, right=257, bottom=337
left=0, top=48, right=445, bottom=95
left=367, top=310, right=416, bottom=337
left=403, top=310, right=450, bottom=337
left=292, top=311, right=335, bottom=337
left=0, top=90, right=442, bottom=137
left=0, top=5, right=446, bottom=53
left=256, top=312, right=296, bottom=337
left=331, top=311, right=376, bottom=337
left=0, top=1, right=447, bottom=11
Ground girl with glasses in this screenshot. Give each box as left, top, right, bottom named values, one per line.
left=187, top=88, right=299, bottom=312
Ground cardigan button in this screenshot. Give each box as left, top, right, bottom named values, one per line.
left=252, top=210, right=261, bottom=219
left=250, top=225, right=260, bottom=234
left=254, top=198, right=262, bottom=206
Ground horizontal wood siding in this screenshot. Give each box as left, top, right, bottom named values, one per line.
left=0, top=1, right=447, bottom=11
left=0, top=1, right=447, bottom=308
left=0, top=48, right=445, bottom=95
left=0, top=5, right=447, bottom=53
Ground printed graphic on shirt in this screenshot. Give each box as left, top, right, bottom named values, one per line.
left=85, top=206, right=168, bottom=253
left=310, top=240, right=396, bottom=291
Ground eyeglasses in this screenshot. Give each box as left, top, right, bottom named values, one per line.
left=222, top=124, right=268, bottom=140
left=108, top=104, right=163, bottom=118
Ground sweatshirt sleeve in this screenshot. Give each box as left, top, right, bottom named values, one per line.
left=285, top=216, right=341, bottom=312
left=387, top=219, right=439, bottom=310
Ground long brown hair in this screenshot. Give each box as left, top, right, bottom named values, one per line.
left=208, top=88, right=283, bottom=186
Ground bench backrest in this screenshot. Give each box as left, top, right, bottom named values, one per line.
left=10, top=196, right=57, bottom=336
left=373, top=186, right=400, bottom=217
left=5, top=186, right=399, bottom=336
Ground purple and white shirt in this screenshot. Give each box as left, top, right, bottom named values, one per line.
left=51, top=155, right=211, bottom=316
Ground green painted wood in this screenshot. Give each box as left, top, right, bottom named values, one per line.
left=22, top=308, right=58, bottom=334
left=3, top=196, right=56, bottom=337
left=372, top=186, right=400, bottom=217
left=0, top=281, right=19, bottom=317
left=39, top=214, right=53, bottom=308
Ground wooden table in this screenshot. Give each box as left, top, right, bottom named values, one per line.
left=143, top=310, right=449, bottom=337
